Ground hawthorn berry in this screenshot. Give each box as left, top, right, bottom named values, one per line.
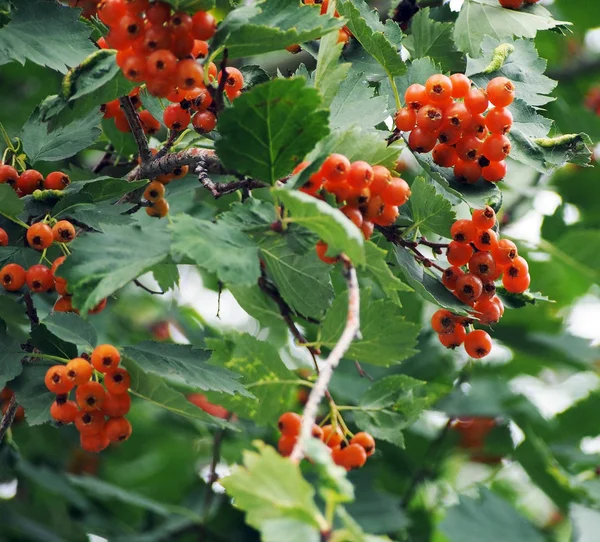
left=485, top=107, right=513, bottom=134
left=472, top=206, right=496, bottom=230
left=438, top=324, right=467, bottom=348
left=45, top=365, right=73, bottom=394
left=278, top=412, right=302, bottom=436
left=464, top=87, right=489, bottom=115
left=0, top=228, right=7, bottom=246
left=75, top=409, right=105, bottom=435
left=473, top=298, right=502, bottom=325
left=381, top=177, right=411, bottom=206
left=97, top=0, right=127, bottom=25
left=321, top=154, right=351, bottom=184
left=438, top=124, right=462, bottom=146
left=455, top=273, right=483, bottom=304
left=192, top=39, right=209, bottom=59
left=395, top=107, right=416, bottom=131
left=278, top=435, right=296, bottom=457
left=492, top=238, right=518, bottom=266
left=450, top=73, right=471, bottom=98
left=44, top=171, right=71, bottom=190
left=191, top=110, right=217, bottom=133
left=464, top=329, right=493, bottom=358
left=1, top=263, right=26, bottom=292
left=446, top=240, right=473, bottom=267
left=499, top=0, right=524, bottom=7
left=139, top=110, right=161, bottom=135
left=144, top=181, right=165, bottom=203
left=26, top=264, right=54, bottom=293
left=473, top=228, right=498, bottom=252
left=76, top=382, right=106, bottom=411
left=0, top=164, right=19, bottom=186
left=65, top=357, right=93, bottom=386
left=409, top=127, right=438, bottom=153
left=91, top=344, right=121, bottom=373
left=191, top=11, right=217, bottom=40
left=482, top=134, right=511, bottom=162
left=163, top=104, right=191, bottom=131
left=350, top=432, right=376, bottom=456
left=347, top=161, right=374, bottom=189
left=145, top=1, right=170, bottom=24
left=468, top=251, right=497, bottom=280
left=316, top=241, right=338, bottom=264
left=51, top=256, right=69, bottom=295
left=50, top=400, right=79, bottom=424
left=104, top=368, right=131, bottom=395
left=451, top=219, right=478, bottom=244
left=416, top=104, right=444, bottom=132
left=322, top=424, right=344, bottom=447
left=487, top=77, right=516, bottom=107
left=54, top=296, right=76, bottom=313
left=27, top=223, right=54, bottom=250
left=425, top=74, right=453, bottom=103
left=444, top=102, right=472, bottom=128
left=17, top=169, right=44, bottom=195
left=404, top=83, right=428, bottom=110
left=338, top=443, right=367, bottom=471
left=456, top=135, right=483, bottom=162
left=80, top=430, right=110, bottom=453
left=146, top=198, right=170, bottom=218
left=502, top=256, right=530, bottom=293
left=482, top=160, right=507, bottom=182
left=218, top=67, right=245, bottom=94
left=430, top=309, right=457, bottom=334
left=442, top=266, right=465, bottom=290
left=122, top=54, right=148, bottom=82
left=102, top=391, right=131, bottom=417
left=52, top=220, right=76, bottom=243
left=104, top=417, right=133, bottom=442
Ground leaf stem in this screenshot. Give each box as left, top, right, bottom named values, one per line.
left=388, top=75, right=402, bottom=112
left=30, top=353, right=70, bottom=364
left=0, top=211, right=29, bottom=230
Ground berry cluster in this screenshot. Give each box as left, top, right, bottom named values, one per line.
left=46, top=345, right=132, bottom=453
left=293, top=154, right=411, bottom=264
left=277, top=412, right=375, bottom=471
left=431, top=206, right=530, bottom=358
left=498, top=0, right=539, bottom=8
left=396, top=74, right=516, bottom=184
left=102, top=87, right=159, bottom=134
left=0, top=164, right=70, bottom=197
left=1, top=388, right=25, bottom=422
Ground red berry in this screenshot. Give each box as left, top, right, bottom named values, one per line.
left=169, top=11, right=193, bottom=34
left=464, top=329, right=492, bottom=359
left=456, top=136, right=483, bottom=162
left=75, top=409, right=105, bottom=435
left=322, top=425, right=344, bottom=447
left=17, top=169, right=44, bottom=195
left=499, top=0, right=524, bottom=6
left=408, top=127, right=437, bottom=153
left=454, top=159, right=481, bottom=184
left=395, top=107, right=416, bottom=131
left=468, top=251, right=497, bottom=280
left=278, top=412, right=302, bottom=436
left=381, top=177, right=410, bottom=206
left=473, top=229, right=498, bottom=252
left=0, top=228, right=7, bottom=246
left=104, top=368, right=131, bottom=395
left=102, top=392, right=131, bottom=417
left=122, top=54, right=147, bottom=82
left=0, top=164, right=19, bottom=187
left=52, top=220, right=76, bottom=244
left=44, top=171, right=70, bottom=190
left=425, top=74, right=453, bottom=104
left=97, top=0, right=127, bottom=25
left=278, top=434, right=296, bottom=457
left=482, top=134, right=511, bottom=162
left=473, top=298, right=502, bottom=325
left=492, top=239, right=518, bottom=267
left=321, top=154, right=351, bottom=184
left=416, top=104, right=444, bottom=132
left=45, top=365, right=74, bottom=394
left=455, top=273, right=483, bottom=304
left=482, top=160, right=507, bottom=182
left=145, top=1, right=170, bottom=24
left=451, top=219, right=478, bottom=244
left=502, top=256, right=530, bottom=293
left=444, top=102, right=472, bottom=129
left=337, top=443, right=367, bottom=470
left=487, top=77, right=516, bottom=107
left=218, top=67, right=244, bottom=93
left=192, top=110, right=217, bottom=133
left=438, top=124, right=462, bottom=146
left=405, top=83, right=428, bottom=110
left=50, top=400, right=78, bottom=424
left=80, top=430, right=110, bottom=453
left=91, top=344, right=121, bottom=373
left=472, top=206, right=496, bottom=230
left=350, top=432, right=376, bottom=456
left=431, top=309, right=456, bottom=334
left=438, top=325, right=467, bottom=348
left=191, top=11, right=217, bottom=40
left=485, top=107, right=513, bottom=134
left=450, top=73, right=471, bottom=98
left=463, top=113, right=487, bottom=140
left=65, top=357, right=93, bottom=386
left=464, top=88, right=489, bottom=115
left=26, top=264, right=53, bottom=293
left=442, top=266, right=465, bottom=290
left=176, top=59, right=203, bottom=90
left=104, top=417, right=133, bottom=442
left=447, top=241, right=473, bottom=267
left=163, top=104, right=191, bottom=131
left=76, top=382, right=106, bottom=411
left=27, top=223, right=53, bottom=250
left=0, top=263, right=26, bottom=292
left=316, top=241, right=338, bottom=264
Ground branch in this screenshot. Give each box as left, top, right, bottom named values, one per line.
left=199, top=174, right=268, bottom=199
left=0, top=396, right=18, bottom=444
left=354, top=360, right=374, bottom=381
left=92, top=145, right=116, bottom=174
left=290, top=258, right=360, bottom=462
left=133, top=279, right=165, bottom=295
left=377, top=226, right=445, bottom=272
left=23, top=293, right=39, bottom=326
left=119, top=96, right=152, bottom=166
left=212, top=48, right=229, bottom=114
left=127, top=147, right=223, bottom=181
left=155, top=130, right=181, bottom=161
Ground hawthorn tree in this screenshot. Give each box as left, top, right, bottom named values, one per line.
left=0, top=0, right=599, bottom=540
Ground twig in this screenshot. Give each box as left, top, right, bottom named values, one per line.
left=23, top=293, right=39, bottom=326
left=155, top=130, right=180, bottom=161
left=198, top=171, right=268, bottom=199
left=202, top=415, right=231, bottom=520
left=92, top=145, right=116, bottom=174
left=290, top=258, right=360, bottom=462
left=386, top=128, right=403, bottom=146
left=354, top=361, right=374, bottom=381
left=0, top=396, right=18, bottom=444
left=133, top=279, right=165, bottom=295
left=213, top=48, right=229, bottom=114
left=119, top=96, right=152, bottom=166
left=377, top=226, right=445, bottom=272
left=127, top=147, right=222, bottom=181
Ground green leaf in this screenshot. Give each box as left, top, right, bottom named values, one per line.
left=212, top=0, right=342, bottom=59
left=466, top=37, right=556, bottom=107
left=274, top=188, right=365, bottom=265
left=121, top=341, right=249, bottom=396
left=41, top=313, right=97, bottom=350
left=407, top=177, right=455, bottom=238
left=59, top=223, right=171, bottom=315
left=139, top=88, right=166, bottom=129
left=353, top=375, right=444, bottom=448
left=404, top=9, right=464, bottom=73
left=329, top=70, right=388, bottom=131
left=0, top=247, right=40, bottom=269
left=0, top=295, right=28, bottom=339
left=151, top=262, right=180, bottom=292
left=228, top=285, right=287, bottom=333
left=260, top=235, right=334, bottom=320
left=439, top=489, right=546, bottom=542
left=453, top=0, right=570, bottom=57
left=0, top=0, right=96, bottom=73
left=163, top=0, right=214, bottom=11
left=204, top=334, right=297, bottom=425
left=218, top=198, right=276, bottom=232
left=215, top=78, right=329, bottom=184
left=10, top=362, right=55, bottom=425
left=52, top=195, right=135, bottom=232
left=0, top=331, right=23, bottom=389
left=101, top=117, right=138, bottom=158
left=21, top=105, right=101, bottom=164
left=313, top=25, right=351, bottom=107
left=122, top=356, right=225, bottom=425
left=30, top=324, right=78, bottom=360
left=67, top=177, right=147, bottom=203
left=337, top=0, right=406, bottom=78
left=496, top=287, right=553, bottom=309
left=0, top=183, right=25, bottom=219
left=363, top=242, right=412, bottom=306
left=221, top=442, right=325, bottom=536
left=170, top=215, right=260, bottom=286
left=320, top=290, right=418, bottom=366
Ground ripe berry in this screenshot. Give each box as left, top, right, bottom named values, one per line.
left=192, top=39, right=209, bottom=59
left=404, top=83, right=428, bottom=110
left=91, top=344, right=121, bottom=373
left=76, top=382, right=106, bottom=411
left=144, top=181, right=165, bottom=202
left=278, top=412, right=301, bottom=436
left=499, top=0, right=524, bottom=7
left=191, top=11, right=217, bottom=40
left=381, top=177, right=410, bottom=206
left=464, top=329, right=492, bottom=358
left=395, top=107, right=416, bottom=131
left=463, top=114, right=487, bottom=140
left=141, top=25, right=171, bottom=53
left=425, top=74, right=453, bottom=104
left=102, top=391, right=131, bottom=417
left=0, top=228, right=7, bottom=246
left=191, top=110, right=217, bottom=133
left=473, top=228, right=498, bottom=252
left=321, top=154, right=351, bottom=184
left=485, top=107, right=513, bottom=134
left=44, top=171, right=70, bottom=190
left=26, top=264, right=54, bottom=293
left=338, top=443, right=367, bottom=470
left=45, top=365, right=73, bottom=394
left=114, top=110, right=131, bottom=132
left=97, top=0, right=127, bottom=25
left=341, top=206, right=363, bottom=228
left=431, top=309, right=456, bottom=334
left=374, top=204, right=399, bottom=226
left=409, top=127, right=437, bottom=153
left=482, top=134, right=511, bottom=162
left=169, top=11, right=193, bottom=33
left=487, top=77, right=516, bottom=107
left=450, top=73, right=471, bottom=98
left=192, top=88, right=213, bottom=111
left=176, top=59, right=203, bottom=90
left=66, top=357, right=93, bottom=386
left=75, top=409, right=105, bottom=435
left=172, top=33, right=195, bottom=59
left=350, top=432, right=375, bottom=456
left=447, top=241, right=473, bottom=266
left=27, top=223, right=53, bottom=250
left=104, top=368, right=131, bottom=395
left=438, top=124, right=462, bottom=146
left=145, top=1, right=170, bottom=24
left=218, top=67, right=245, bottom=93
left=438, top=324, right=467, bottom=348
left=0, top=164, right=19, bottom=186
left=163, top=104, right=191, bottom=131
left=50, top=400, right=78, bottom=424
left=502, top=256, right=530, bottom=293
left=451, top=219, right=478, bottom=244
left=91, top=299, right=108, bottom=313
left=322, top=424, right=344, bottom=447
left=361, top=220, right=374, bottom=240
left=80, top=430, right=110, bottom=453
left=416, top=104, right=444, bottom=132
left=122, top=54, right=148, bottom=82
left=146, top=198, right=169, bottom=218
left=139, top=110, right=161, bottom=135
left=52, top=220, right=76, bottom=243
left=104, top=417, right=133, bottom=442
left=442, top=266, right=465, bottom=290
left=278, top=434, right=296, bottom=457
left=51, top=256, right=68, bottom=295
left=17, top=169, right=44, bottom=195
left=124, top=0, right=150, bottom=13
left=54, top=296, right=75, bottom=313
left=118, top=14, right=145, bottom=42
left=455, top=273, right=483, bottom=304
left=468, top=251, right=497, bottom=280
left=316, top=241, right=338, bottom=264
left=473, top=298, right=502, bottom=325
left=444, top=103, right=472, bottom=129
left=472, top=206, right=496, bottom=230
left=147, top=49, right=177, bottom=79
left=492, top=239, right=518, bottom=266
left=456, top=136, right=483, bottom=162
left=464, top=88, right=488, bottom=115
left=1, top=263, right=26, bottom=292
left=482, top=160, right=507, bottom=182
left=312, top=424, right=324, bottom=440
left=454, top=159, right=482, bottom=184
left=347, top=161, right=374, bottom=189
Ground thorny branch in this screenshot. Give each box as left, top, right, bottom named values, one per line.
left=119, top=96, right=152, bottom=166
left=126, top=147, right=223, bottom=181
left=290, top=257, right=360, bottom=462
left=198, top=174, right=268, bottom=199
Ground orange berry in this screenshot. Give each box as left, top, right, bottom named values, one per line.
left=44, top=365, right=73, bottom=394
left=450, top=219, right=477, bottom=244
left=65, top=357, right=93, bottom=386
left=322, top=425, right=344, bottom=448
left=44, top=171, right=70, bottom=190
left=76, top=382, right=106, bottom=411
left=430, top=309, right=457, bottom=334
left=438, top=324, right=467, bottom=348
left=464, top=329, right=493, bottom=359
left=143, top=181, right=165, bottom=202
left=350, top=432, right=376, bottom=456
left=80, top=430, right=110, bottom=453
left=278, top=411, right=302, bottom=436
left=101, top=392, right=131, bottom=417
left=473, top=229, right=498, bottom=252
left=472, top=206, right=496, bottom=230
left=315, top=241, right=338, bottom=265
left=27, top=223, right=54, bottom=250
left=338, top=443, right=367, bottom=470
left=50, top=400, right=78, bottom=424
left=75, top=409, right=105, bottom=435
left=52, top=220, right=76, bottom=243
left=26, top=264, right=54, bottom=293
left=104, top=417, right=132, bottom=442
left=1, top=263, right=26, bottom=292
left=446, top=241, right=473, bottom=267
left=278, top=434, right=296, bottom=457
left=492, top=239, right=518, bottom=267
left=91, top=344, right=121, bottom=373
left=104, top=368, right=131, bottom=395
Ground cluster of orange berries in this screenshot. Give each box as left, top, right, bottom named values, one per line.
left=1, top=388, right=25, bottom=423
left=498, top=0, right=539, bottom=8
left=293, top=154, right=411, bottom=264
left=431, top=206, right=530, bottom=358
left=45, top=345, right=132, bottom=453
left=101, top=87, right=160, bottom=134
left=277, top=412, right=375, bottom=471
left=0, top=164, right=70, bottom=197
left=396, top=74, right=516, bottom=184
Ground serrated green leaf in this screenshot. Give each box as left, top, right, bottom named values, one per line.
left=313, top=24, right=351, bottom=107
left=0, top=294, right=28, bottom=340
left=228, top=285, right=287, bottom=333
left=0, top=331, right=23, bottom=389
left=221, top=442, right=324, bottom=535
left=260, top=235, right=334, bottom=320
left=466, top=37, right=556, bottom=107
left=21, top=105, right=101, bottom=164
left=218, top=198, right=276, bottom=232
left=0, top=246, right=39, bottom=270
left=42, top=313, right=97, bottom=350
left=0, top=0, right=96, bottom=73
left=52, top=195, right=136, bottom=232
left=30, top=324, right=78, bottom=360
left=170, top=215, right=260, bottom=286
left=101, top=117, right=138, bottom=158
left=215, top=78, right=329, bottom=184
left=151, top=262, right=180, bottom=292
left=10, top=362, right=54, bottom=425
left=274, top=188, right=365, bottom=266
left=404, top=8, right=464, bottom=73
left=212, top=0, right=342, bottom=59
left=59, top=223, right=171, bottom=315
left=240, top=65, right=271, bottom=90
left=329, top=70, right=388, bottom=131
left=122, top=341, right=249, bottom=396
left=453, top=0, right=569, bottom=57
left=66, top=177, right=147, bottom=203
left=337, top=0, right=406, bottom=78
left=439, top=489, right=546, bottom=542
left=320, top=290, right=418, bottom=366
left=204, top=334, right=297, bottom=424
left=497, top=287, right=553, bottom=309
left=363, top=242, right=412, bottom=306
left=0, top=184, right=25, bottom=219
left=407, top=177, right=455, bottom=237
